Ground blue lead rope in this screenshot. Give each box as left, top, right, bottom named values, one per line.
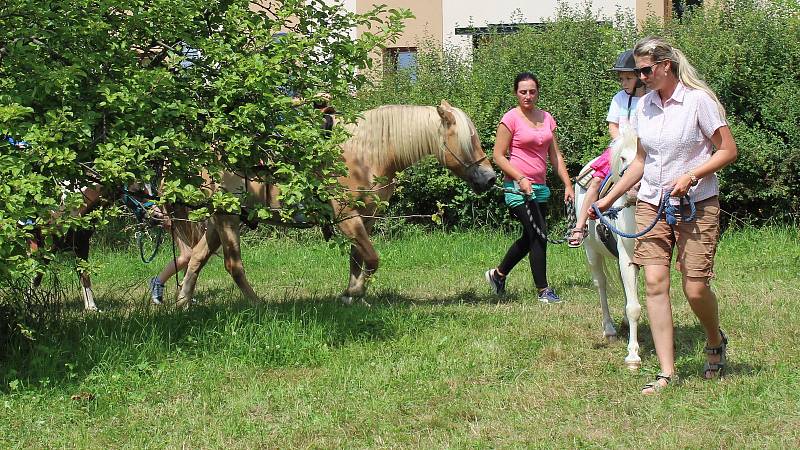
left=591, top=192, right=696, bottom=239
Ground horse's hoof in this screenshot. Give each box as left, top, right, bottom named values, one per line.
left=605, top=334, right=618, bottom=343
left=625, top=359, right=642, bottom=371
left=340, top=295, right=354, bottom=306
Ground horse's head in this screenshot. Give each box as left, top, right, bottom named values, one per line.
left=608, top=126, right=639, bottom=186
left=436, top=100, right=496, bottom=193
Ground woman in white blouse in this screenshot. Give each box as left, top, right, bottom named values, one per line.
left=590, top=36, right=738, bottom=394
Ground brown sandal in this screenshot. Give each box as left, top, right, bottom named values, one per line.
left=642, top=372, right=676, bottom=395
left=703, top=329, right=728, bottom=379
left=568, top=227, right=587, bottom=248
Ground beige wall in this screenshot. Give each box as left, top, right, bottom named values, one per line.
left=636, top=0, right=671, bottom=23
left=356, top=0, right=443, bottom=75
left=357, top=0, right=443, bottom=49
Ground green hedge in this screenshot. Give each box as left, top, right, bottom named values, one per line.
left=352, top=1, right=800, bottom=229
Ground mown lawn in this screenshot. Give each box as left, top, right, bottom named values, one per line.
left=1, top=226, right=799, bottom=448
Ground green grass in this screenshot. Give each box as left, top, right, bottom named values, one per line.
left=2, top=226, right=800, bottom=448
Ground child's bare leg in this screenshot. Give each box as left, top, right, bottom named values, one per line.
left=570, top=177, right=603, bottom=247
left=576, top=177, right=603, bottom=229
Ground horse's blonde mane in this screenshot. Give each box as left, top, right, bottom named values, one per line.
left=345, top=105, right=475, bottom=168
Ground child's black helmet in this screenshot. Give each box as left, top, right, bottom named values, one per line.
left=610, top=50, right=635, bottom=72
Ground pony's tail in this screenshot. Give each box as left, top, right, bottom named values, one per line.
left=173, top=220, right=204, bottom=248
left=169, top=204, right=205, bottom=248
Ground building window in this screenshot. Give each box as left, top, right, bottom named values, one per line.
left=673, top=0, right=703, bottom=19
left=455, top=22, right=609, bottom=51
left=384, top=47, right=418, bottom=80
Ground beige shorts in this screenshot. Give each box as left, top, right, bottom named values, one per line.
left=633, top=196, right=720, bottom=278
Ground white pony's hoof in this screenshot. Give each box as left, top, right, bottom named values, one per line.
left=625, top=359, right=642, bottom=371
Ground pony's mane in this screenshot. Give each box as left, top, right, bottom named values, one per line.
left=609, top=126, right=638, bottom=182
left=345, top=105, right=475, bottom=168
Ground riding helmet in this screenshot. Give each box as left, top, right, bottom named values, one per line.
left=610, top=50, right=635, bottom=72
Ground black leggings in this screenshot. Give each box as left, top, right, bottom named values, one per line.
left=498, top=201, right=548, bottom=289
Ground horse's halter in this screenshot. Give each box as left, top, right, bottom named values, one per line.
left=439, top=124, right=487, bottom=170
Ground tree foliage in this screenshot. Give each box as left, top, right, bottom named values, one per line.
left=0, top=0, right=411, bottom=279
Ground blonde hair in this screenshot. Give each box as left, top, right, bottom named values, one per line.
left=633, top=36, right=726, bottom=118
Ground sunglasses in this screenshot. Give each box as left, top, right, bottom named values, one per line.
left=633, top=61, right=664, bottom=77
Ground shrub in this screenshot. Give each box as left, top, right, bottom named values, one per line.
left=357, top=0, right=800, bottom=228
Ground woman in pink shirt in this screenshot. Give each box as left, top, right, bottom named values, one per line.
left=485, top=72, right=574, bottom=304
left=590, top=37, right=738, bottom=394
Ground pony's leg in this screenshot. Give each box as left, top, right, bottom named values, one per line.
left=74, top=233, right=98, bottom=312
left=585, top=241, right=616, bottom=341
left=176, top=221, right=222, bottom=309
left=337, top=217, right=378, bottom=305
left=215, top=214, right=258, bottom=303
left=78, top=270, right=98, bottom=312
left=617, top=239, right=642, bottom=370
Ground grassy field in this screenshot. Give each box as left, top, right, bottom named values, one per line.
left=1, top=226, right=799, bottom=448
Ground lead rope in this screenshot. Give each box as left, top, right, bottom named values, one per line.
left=591, top=191, right=696, bottom=239
left=494, top=185, right=576, bottom=244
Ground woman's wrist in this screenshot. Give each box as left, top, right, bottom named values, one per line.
left=515, top=176, right=526, bottom=182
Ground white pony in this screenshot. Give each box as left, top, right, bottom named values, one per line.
left=573, top=129, right=642, bottom=370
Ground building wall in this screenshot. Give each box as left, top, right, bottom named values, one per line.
left=327, top=0, right=676, bottom=66
left=357, top=0, right=443, bottom=49
left=442, top=0, right=640, bottom=56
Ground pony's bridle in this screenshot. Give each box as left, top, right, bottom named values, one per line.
left=439, top=126, right=487, bottom=170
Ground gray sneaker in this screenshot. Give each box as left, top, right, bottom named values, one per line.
left=149, top=277, right=165, bottom=305
left=485, top=269, right=506, bottom=295
left=537, top=287, right=562, bottom=304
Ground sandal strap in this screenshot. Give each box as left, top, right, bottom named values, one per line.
left=704, top=329, right=728, bottom=355
left=655, top=372, right=672, bottom=382
left=642, top=373, right=674, bottom=392
left=704, top=345, right=724, bottom=355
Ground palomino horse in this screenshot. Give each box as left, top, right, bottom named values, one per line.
left=574, top=130, right=642, bottom=369
left=28, top=176, right=177, bottom=311
left=175, top=100, right=496, bottom=307
left=28, top=184, right=105, bottom=311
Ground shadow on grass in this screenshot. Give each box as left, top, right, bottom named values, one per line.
left=3, top=283, right=760, bottom=391
left=588, top=320, right=760, bottom=380
left=0, top=286, right=505, bottom=390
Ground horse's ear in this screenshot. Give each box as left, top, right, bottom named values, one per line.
left=437, top=100, right=456, bottom=126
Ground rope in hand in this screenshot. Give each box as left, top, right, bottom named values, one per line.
left=494, top=185, right=576, bottom=245
left=591, top=191, right=696, bottom=239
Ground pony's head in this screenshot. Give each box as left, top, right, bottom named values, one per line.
left=435, top=100, right=496, bottom=193
left=608, top=126, right=638, bottom=186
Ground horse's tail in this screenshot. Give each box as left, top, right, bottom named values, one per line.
left=169, top=205, right=205, bottom=248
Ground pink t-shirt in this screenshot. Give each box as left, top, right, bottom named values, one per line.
left=500, top=108, right=557, bottom=184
